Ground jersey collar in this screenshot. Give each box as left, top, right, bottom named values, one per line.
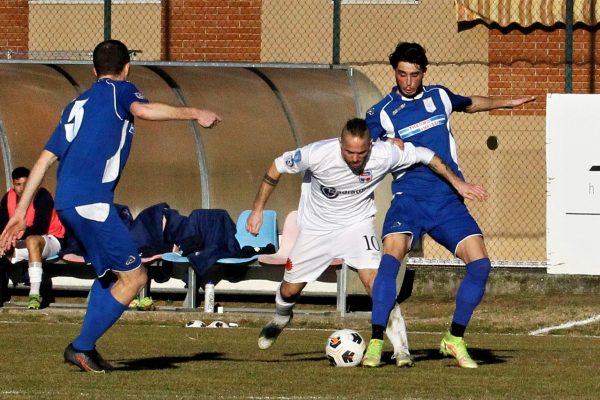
left=391, top=86, right=424, bottom=101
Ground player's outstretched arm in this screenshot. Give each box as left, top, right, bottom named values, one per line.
left=465, top=95, right=536, bottom=113
left=246, top=162, right=282, bottom=236
left=130, top=102, right=222, bottom=128
left=427, top=155, right=489, bottom=201
left=0, top=150, right=57, bottom=254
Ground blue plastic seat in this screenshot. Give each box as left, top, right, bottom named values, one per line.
left=160, top=251, right=190, bottom=263
left=161, top=209, right=278, bottom=265
left=217, top=209, right=278, bottom=264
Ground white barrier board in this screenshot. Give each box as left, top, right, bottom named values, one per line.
left=546, top=93, right=600, bottom=274
left=49, top=276, right=336, bottom=294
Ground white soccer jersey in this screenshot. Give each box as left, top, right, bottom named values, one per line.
left=274, top=138, right=432, bottom=234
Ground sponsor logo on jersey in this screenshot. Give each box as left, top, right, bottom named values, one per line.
left=321, top=186, right=339, bottom=199
left=285, top=258, right=293, bottom=271
left=125, top=255, right=137, bottom=265
left=397, top=114, right=446, bottom=139
left=392, top=221, right=402, bottom=228
left=134, top=92, right=146, bottom=100
left=285, top=150, right=302, bottom=167
left=392, top=103, right=406, bottom=116
left=423, top=97, right=436, bottom=113
left=359, top=170, right=372, bottom=183
left=320, top=185, right=367, bottom=199
left=366, top=107, right=375, bottom=116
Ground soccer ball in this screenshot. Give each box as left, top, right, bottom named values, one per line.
left=325, top=329, right=366, bottom=367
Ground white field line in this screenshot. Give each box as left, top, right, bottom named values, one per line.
left=529, top=313, right=600, bottom=336
left=246, top=397, right=322, bottom=400
left=5, top=318, right=600, bottom=338
left=0, top=394, right=320, bottom=400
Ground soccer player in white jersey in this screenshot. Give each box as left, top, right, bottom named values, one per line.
left=0, top=40, right=221, bottom=373
left=246, top=118, right=488, bottom=367
left=362, top=42, right=535, bottom=368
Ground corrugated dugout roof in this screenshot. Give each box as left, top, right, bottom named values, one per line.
left=455, top=0, right=599, bottom=27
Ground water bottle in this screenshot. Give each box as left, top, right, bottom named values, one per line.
left=204, top=282, right=215, bottom=313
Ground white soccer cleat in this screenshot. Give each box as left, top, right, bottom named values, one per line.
left=392, top=351, right=415, bottom=368
left=257, top=313, right=292, bottom=350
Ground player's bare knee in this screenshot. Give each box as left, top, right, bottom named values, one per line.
left=279, top=287, right=299, bottom=300
left=25, top=235, right=44, bottom=252
left=456, top=235, right=488, bottom=264
left=134, top=270, right=149, bottom=291
left=119, top=267, right=148, bottom=292
left=279, top=281, right=303, bottom=301
left=382, top=235, right=410, bottom=260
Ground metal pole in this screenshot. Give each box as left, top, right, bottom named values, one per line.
left=590, top=0, right=597, bottom=92
left=332, top=0, right=341, bottom=65
left=104, top=0, right=112, bottom=41
left=336, top=263, right=347, bottom=316
left=565, top=0, right=573, bottom=93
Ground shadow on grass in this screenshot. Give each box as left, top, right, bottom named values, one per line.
left=114, top=352, right=226, bottom=371
left=407, top=348, right=513, bottom=366
left=111, top=348, right=510, bottom=371
left=113, top=351, right=329, bottom=370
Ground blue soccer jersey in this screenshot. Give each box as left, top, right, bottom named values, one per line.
left=366, top=85, right=471, bottom=197
left=45, top=78, right=148, bottom=209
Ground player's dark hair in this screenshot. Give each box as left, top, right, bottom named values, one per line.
left=11, top=167, right=30, bottom=180
left=342, top=118, right=370, bottom=140
left=93, top=40, right=131, bottom=76
left=389, top=42, right=428, bottom=71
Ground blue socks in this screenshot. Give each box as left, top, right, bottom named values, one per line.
left=371, top=254, right=401, bottom=327
left=453, top=257, right=492, bottom=327
left=72, top=279, right=127, bottom=351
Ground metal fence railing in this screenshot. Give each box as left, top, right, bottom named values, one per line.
left=1, top=0, right=594, bottom=265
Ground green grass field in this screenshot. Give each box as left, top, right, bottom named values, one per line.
left=1, top=293, right=600, bottom=399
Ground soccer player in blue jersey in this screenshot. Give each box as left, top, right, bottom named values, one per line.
left=0, top=40, right=221, bottom=373
left=361, top=42, right=535, bottom=368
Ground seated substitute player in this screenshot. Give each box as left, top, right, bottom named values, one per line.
left=0, top=167, right=65, bottom=309
left=246, top=118, right=488, bottom=367
left=0, top=39, right=221, bottom=373
left=362, top=42, right=534, bottom=368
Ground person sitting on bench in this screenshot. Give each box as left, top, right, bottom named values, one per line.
left=0, top=167, right=65, bottom=309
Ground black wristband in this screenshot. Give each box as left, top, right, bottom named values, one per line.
left=262, top=174, right=279, bottom=186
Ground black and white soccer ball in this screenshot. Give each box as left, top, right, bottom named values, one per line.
left=325, top=329, right=366, bottom=367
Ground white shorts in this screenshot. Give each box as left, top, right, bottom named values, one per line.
left=284, top=218, right=381, bottom=283
left=10, top=235, right=62, bottom=264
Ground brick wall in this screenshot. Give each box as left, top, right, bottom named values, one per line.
left=0, top=0, right=28, bottom=58
left=161, top=0, right=261, bottom=62
left=489, top=26, right=600, bottom=116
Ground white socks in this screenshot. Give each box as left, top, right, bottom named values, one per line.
left=274, top=283, right=296, bottom=322
left=28, top=262, right=43, bottom=296
left=385, top=303, right=411, bottom=356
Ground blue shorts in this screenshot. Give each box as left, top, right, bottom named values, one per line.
left=58, top=205, right=141, bottom=278
left=382, top=192, right=482, bottom=255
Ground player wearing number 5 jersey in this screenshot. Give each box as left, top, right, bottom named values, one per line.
left=246, top=118, right=488, bottom=367
left=0, top=40, right=221, bottom=373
